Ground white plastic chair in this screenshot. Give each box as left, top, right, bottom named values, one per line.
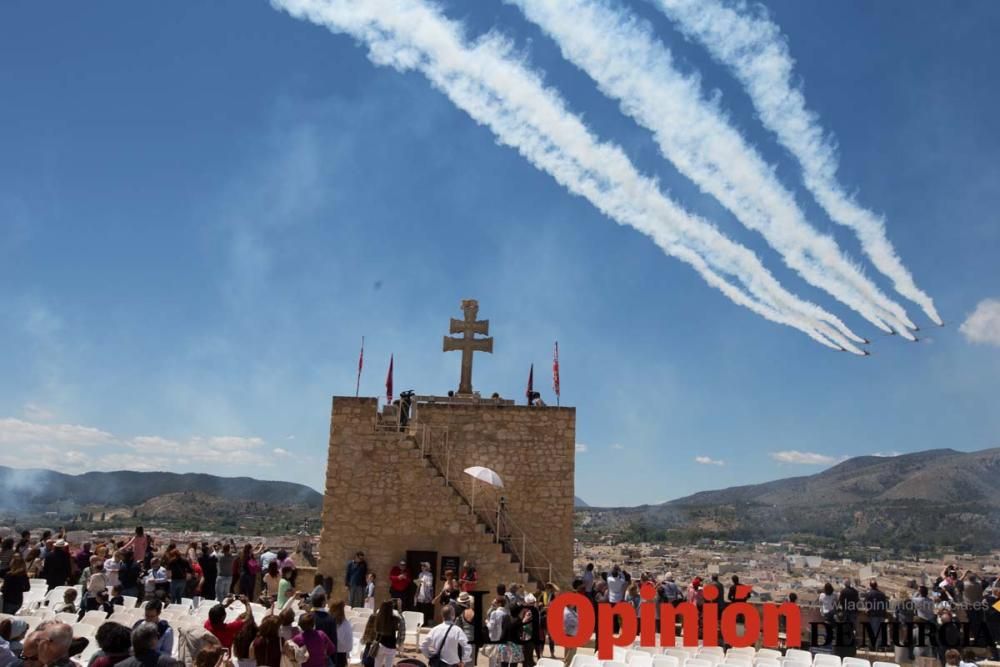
left=78, top=640, right=101, bottom=666
left=45, top=586, right=72, bottom=604
left=755, top=660, right=780, bottom=667
left=871, top=662, right=899, bottom=667
left=120, top=595, right=139, bottom=609
left=665, top=648, right=692, bottom=664
left=699, top=648, right=725, bottom=659
left=785, top=650, right=812, bottom=664
left=353, top=607, right=373, bottom=618
left=108, top=610, right=138, bottom=626
left=55, top=612, right=79, bottom=624
left=81, top=610, right=110, bottom=628
left=18, top=615, right=44, bottom=632
left=756, top=651, right=782, bottom=662
left=401, top=610, right=424, bottom=647
left=603, top=661, right=630, bottom=667
left=71, top=623, right=97, bottom=638
left=653, top=656, right=680, bottom=667
left=614, top=647, right=629, bottom=663
left=724, top=659, right=753, bottom=667
left=571, top=654, right=601, bottom=667
left=842, top=659, right=870, bottom=667
left=538, top=659, right=564, bottom=667
left=687, top=659, right=713, bottom=667
left=782, top=660, right=810, bottom=667
left=629, top=653, right=654, bottom=667
left=813, top=656, right=841, bottom=667
left=728, top=648, right=756, bottom=658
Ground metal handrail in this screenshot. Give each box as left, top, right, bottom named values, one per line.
left=414, top=421, right=569, bottom=586
left=369, top=403, right=568, bottom=585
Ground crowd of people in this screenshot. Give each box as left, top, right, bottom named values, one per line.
left=343, top=553, right=561, bottom=667
left=0, top=528, right=336, bottom=667
left=4, top=529, right=1000, bottom=667
left=0, top=529, right=305, bottom=612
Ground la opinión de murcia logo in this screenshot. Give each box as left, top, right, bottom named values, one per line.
left=548, top=583, right=795, bottom=658
left=468, top=583, right=1000, bottom=657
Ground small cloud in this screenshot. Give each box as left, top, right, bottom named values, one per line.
left=285, top=435, right=296, bottom=441
left=960, top=298, right=1000, bottom=347
left=694, top=456, right=725, bottom=466
left=575, top=443, right=588, bottom=453
left=611, top=443, right=625, bottom=450
left=23, top=403, right=55, bottom=421
left=273, top=447, right=291, bottom=457
left=129, top=435, right=269, bottom=465
left=0, top=418, right=114, bottom=447
left=871, top=451, right=902, bottom=458
left=770, top=450, right=845, bottom=465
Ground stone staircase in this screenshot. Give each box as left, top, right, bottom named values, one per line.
left=397, top=431, right=538, bottom=587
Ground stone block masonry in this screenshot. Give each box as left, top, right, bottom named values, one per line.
left=317, top=396, right=575, bottom=605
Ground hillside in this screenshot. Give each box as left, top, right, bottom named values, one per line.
left=0, top=466, right=323, bottom=511
left=576, top=448, right=1000, bottom=552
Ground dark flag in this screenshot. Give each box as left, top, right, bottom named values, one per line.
left=386, top=354, right=394, bottom=404
left=526, top=363, right=534, bottom=404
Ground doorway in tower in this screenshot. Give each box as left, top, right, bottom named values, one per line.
left=407, top=549, right=438, bottom=623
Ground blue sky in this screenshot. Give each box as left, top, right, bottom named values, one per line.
left=1, top=1, right=998, bottom=507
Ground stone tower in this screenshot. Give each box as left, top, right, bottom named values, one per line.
left=317, top=301, right=576, bottom=604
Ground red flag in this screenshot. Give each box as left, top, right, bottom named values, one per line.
left=526, top=363, right=534, bottom=402
left=553, top=342, right=560, bottom=404
left=386, top=354, right=394, bottom=404
left=355, top=336, right=364, bottom=398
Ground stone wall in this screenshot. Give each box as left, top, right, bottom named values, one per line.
left=317, top=396, right=575, bottom=605
left=413, top=401, right=576, bottom=585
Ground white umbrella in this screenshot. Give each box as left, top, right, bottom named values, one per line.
left=464, top=466, right=503, bottom=511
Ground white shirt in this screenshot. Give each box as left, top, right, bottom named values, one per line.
left=607, top=574, right=627, bottom=603
left=416, top=571, right=434, bottom=603
left=564, top=605, right=579, bottom=637
left=487, top=607, right=508, bottom=642
left=421, top=621, right=471, bottom=666
left=582, top=570, right=594, bottom=593
left=104, top=558, right=121, bottom=587
left=336, top=618, right=354, bottom=655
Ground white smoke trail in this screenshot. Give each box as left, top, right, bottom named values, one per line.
left=270, top=0, right=866, bottom=353
left=508, top=0, right=912, bottom=339
left=651, top=0, right=941, bottom=327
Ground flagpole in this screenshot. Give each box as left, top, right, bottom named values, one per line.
left=553, top=341, right=560, bottom=407
left=355, top=336, right=364, bottom=398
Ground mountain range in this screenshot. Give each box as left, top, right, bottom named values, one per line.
left=575, top=448, right=1000, bottom=552
left=0, top=466, right=323, bottom=511
left=3, top=448, right=996, bottom=550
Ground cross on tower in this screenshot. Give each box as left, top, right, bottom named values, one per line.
left=442, top=299, right=493, bottom=395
